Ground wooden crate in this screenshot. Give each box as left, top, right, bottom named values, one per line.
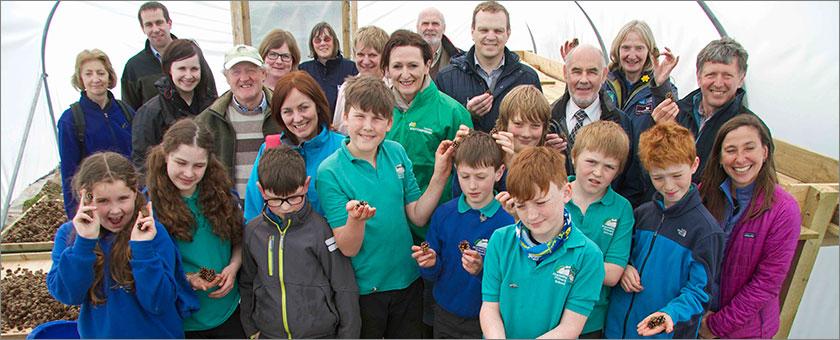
left=0, top=251, right=53, bottom=339
left=0, top=196, right=55, bottom=253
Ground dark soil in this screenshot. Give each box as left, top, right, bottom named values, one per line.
left=1, top=268, right=79, bottom=333
left=3, top=199, right=66, bottom=243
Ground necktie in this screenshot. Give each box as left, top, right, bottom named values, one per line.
left=569, top=109, right=587, bottom=144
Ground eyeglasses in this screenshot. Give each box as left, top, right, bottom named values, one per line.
left=265, top=194, right=305, bottom=208
left=313, top=36, right=333, bottom=44
left=266, top=52, right=293, bottom=62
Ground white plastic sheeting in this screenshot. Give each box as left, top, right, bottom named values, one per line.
left=1, top=1, right=837, bottom=337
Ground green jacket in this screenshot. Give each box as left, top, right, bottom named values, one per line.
left=195, top=87, right=280, bottom=181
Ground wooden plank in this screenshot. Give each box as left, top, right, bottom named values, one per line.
left=230, top=1, right=251, bottom=45
left=822, top=223, right=839, bottom=246
left=351, top=0, right=358, bottom=43
left=0, top=252, right=53, bottom=279
left=517, top=50, right=565, bottom=82
left=773, top=138, right=838, bottom=183
left=0, top=241, right=53, bottom=253
left=799, top=226, right=820, bottom=240
left=341, top=0, right=351, bottom=58
left=776, top=185, right=839, bottom=338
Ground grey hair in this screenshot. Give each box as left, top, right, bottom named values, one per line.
left=696, top=37, right=748, bottom=74
left=565, top=44, right=606, bottom=70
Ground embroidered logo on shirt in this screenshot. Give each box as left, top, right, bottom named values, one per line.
left=396, top=164, right=406, bottom=179
left=677, top=228, right=687, bottom=237
left=553, top=265, right=576, bottom=285
left=474, top=238, right=489, bottom=257
left=409, top=124, right=434, bottom=135
left=325, top=237, right=337, bottom=252
left=602, top=218, right=618, bottom=236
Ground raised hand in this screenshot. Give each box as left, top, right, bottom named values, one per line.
left=73, top=188, right=101, bottom=239
left=495, top=191, right=516, bottom=217
left=651, top=47, right=679, bottom=85
left=346, top=200, right=376, bottom=222
left=560, top=38, right=579, bottom=61
left=544, top=133, right=567, bottom=152
left=433, top=140, right=456, bottom=180
left=131, top=202, right=156, bottom=241
left=652, top=98, right=679, bottom=123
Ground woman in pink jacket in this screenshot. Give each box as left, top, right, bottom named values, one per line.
left=698, top=114, right=801, bottom=338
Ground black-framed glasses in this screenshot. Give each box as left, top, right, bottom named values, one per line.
left=265, top=51, right=293, bottom=62
left=265, top=194, right=305, bottom=208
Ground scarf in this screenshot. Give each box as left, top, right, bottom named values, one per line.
left=516, top=208, right=573, bottom=262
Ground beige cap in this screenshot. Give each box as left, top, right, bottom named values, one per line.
left=224, top=44, right=263, bottom=70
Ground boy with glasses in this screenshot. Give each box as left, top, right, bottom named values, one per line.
left=240, top=145, right=360, bottom=339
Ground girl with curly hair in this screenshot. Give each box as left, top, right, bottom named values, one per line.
left=47, top=151, right=199, bottom=338
left=145, top=117, right=246, bottom=338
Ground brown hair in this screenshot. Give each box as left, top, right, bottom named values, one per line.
left=495, top=85, right=550, bottom=145
left=353, top=25, right=389, bottom=55
left=71, top=49, right=118, bottom=91
left=70, top=152, right=144, bottom=305
left=342, top=74, right=394, bottom=119
left=381, top=29, right=433, bottom=71
left=471, top=1, right=510, bottom=30
left=258, top=145, right=307, bottom=196
left=571, top=120, right=631, bottom=171
left=507, top=147, right=568, bottom=202
left=161, top=39, right=214, bottom=102
left=700, top=114, right=777, bottom=221
left=137, top=1, right=170, bottom=25
left=455, top=130, right=505, bottom=170
left=145, top=118, right=243, bottom=245
left=308, top=22, right=340, bottom=59
left=259, top=29, right=302, bottom=70
left=638, top=122, right=696, bottom=171
left=270, top=71, right=332, bottom=144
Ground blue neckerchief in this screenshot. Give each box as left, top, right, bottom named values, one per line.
left=516, top=208, right=573, bottom=262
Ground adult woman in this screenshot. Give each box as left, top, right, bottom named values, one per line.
left=47, top=152, right=198, bottom=338
left=132, top=39, right=217, bottom=174
left=299, top=22, right=358, bottom=114
left=145, top=118, right=245, bottom=338
left=333, top=25, right=390, bottom=133
left=243, top=71, right=344, bottom=221
left=698, top=114, right=801, bottom=338
left=382, top=29, right=473, bottom=235
left=58, top=49, right=134, bottom=218
left=258, top=29, right=301, bottom=91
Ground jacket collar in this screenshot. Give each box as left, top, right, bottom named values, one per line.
left=280, top=123, right=331, bottom=150
left=262, top=200, right=313, bottom=230
left=143, top=33, right=178, bottom=60
left=653, top=184, right=703, bottom=217
left=207, top=86, right=273, bottom=119
left=80, top=90, right=117, bottom=111
left=555, top=88, right=621, bottom=121
left=688, top=87, right=747, bottom=125
left=453, top=46, right=521, bottom=77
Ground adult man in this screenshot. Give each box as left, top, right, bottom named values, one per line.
left=548, top=45, right=641, bottom=204
left=416, top=7, right=463, bottom=79
left=651, top=37, right=765, bottom=183
left=435, top=1, right=541, bottom=132
left=196, top=45, right=280, bottom=197
left=122, top=2, right=216, bottom=110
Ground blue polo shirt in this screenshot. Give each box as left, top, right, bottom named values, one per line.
left=316, top=138, right=421, bottom=295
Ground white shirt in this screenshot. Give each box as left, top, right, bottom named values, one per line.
left=565, top=97, right=602, bottom=131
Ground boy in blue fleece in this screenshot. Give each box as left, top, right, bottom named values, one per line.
left=605, top=122, right=725, bottom=338
left=411, top=130, right=514, bottom=338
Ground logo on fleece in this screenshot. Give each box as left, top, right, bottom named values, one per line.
left=396, top=164, right=405, bottom=179
left=553, top=265, right=576, bottom=286
left=474, top=238, right=490, bottom=256
left=602, top=218, right=618, bottom=236
left=408, top=121, right=434, bottom=135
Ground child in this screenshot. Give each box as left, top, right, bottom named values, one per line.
left=47, top=152, right=198, bottom=338
left=240, top=145, right=360, bottom=338
left=566, top=121, right=635, bottom=338
left=412, top=131, right=514, bottom=338
left=315, top=74, right=455, bottom=338
left=481, top=147, right=605, bottom=339
left=605, top=122, right=725, bottom=338
left=145, top=118, right=245, bottom=338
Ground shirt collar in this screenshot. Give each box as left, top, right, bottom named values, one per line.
left=150, top=44, right=162, bottom=62
left=568, top=175, right=615, bottom=206
left=567, top=96, right=601, bottom=120
left=232, top=91, right=267, bottom=113
left=473, top=53, right=505, bottom=73
left=457, top=192, right=502, bottom=218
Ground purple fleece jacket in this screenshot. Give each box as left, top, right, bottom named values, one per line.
left=708, top=185, right=801, bottom=338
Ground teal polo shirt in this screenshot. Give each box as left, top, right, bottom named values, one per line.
left=177, top=190, right=239, bottom=331
left=315, top=138, right=421, bottom=295
left=482, top=224, right=605, bottom=339
left=566, top=176, right=634, bottom=333
left=386, top=80, right=472, bottom=243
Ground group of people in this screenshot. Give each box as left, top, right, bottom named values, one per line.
left=47, top=1, right=802, bottom=339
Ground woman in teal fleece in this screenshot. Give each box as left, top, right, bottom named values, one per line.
left=47, top=151, right=198, bottom=339
left=145, top=118, right=245, bottom=338
left=243, top=71, right=344, bottom=221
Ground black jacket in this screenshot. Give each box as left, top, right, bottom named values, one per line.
left=549, top=90, right=644, bottom=206
left=435, top=47, right=542, bottom=132
left=121, top=35, right=219, bottom=110
left=299, top=52, right=358, bottom=116
left=131, top=76, right=216, bottom=174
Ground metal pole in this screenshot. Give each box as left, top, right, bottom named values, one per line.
left=574, top=1, right=609, bottom=65
left=1, top=78, right=44, bottom=230
left=696, top=0, right=729, bottom=38
left=42, top=1, right=62, bottom=148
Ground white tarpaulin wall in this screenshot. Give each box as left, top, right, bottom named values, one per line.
left=1, top=1, right=837, bottom=337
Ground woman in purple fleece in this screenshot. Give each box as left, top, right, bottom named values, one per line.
left=698, top=114, right=801, bottom=338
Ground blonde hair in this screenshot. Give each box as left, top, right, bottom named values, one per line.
left=71, top=49, right=118, bottom=92
left=571, top=120, right=630, bottom=171
left=608, top=20, right=657, bottom=73
left=495, top=85, right=550, bottom=145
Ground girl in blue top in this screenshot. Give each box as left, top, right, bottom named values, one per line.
left=145, top=118, right=245, bottom=338
left=58, top=49, right=133, bottom=218
left=47, top=151, right=198, bottom=338
left=244, top=71, right=344, bottom=220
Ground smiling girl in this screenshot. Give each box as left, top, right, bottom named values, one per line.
left=145, top=118, right=246, bottom=338
left=47, top=152, right=198, bottom=338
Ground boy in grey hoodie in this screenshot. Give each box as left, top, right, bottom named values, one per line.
left=240, top=145, right=360, bottom=338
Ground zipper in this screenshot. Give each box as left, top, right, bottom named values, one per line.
left=264, top=212, right=293, bottom=339
left=268, top=235, right=274, bottom=277
left=622, top=214, right=666, bottom=339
